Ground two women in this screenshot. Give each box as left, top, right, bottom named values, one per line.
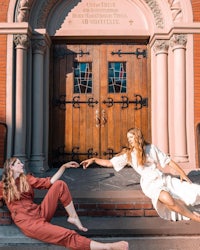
left=0, top=158, right=128, bottom=250
left=81, top=127, right=200, bottom=222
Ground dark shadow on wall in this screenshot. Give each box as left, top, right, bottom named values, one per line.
left=46, top=0, right=82, bottom=36
left=0, top=122, right=7, bottom=167
left=49, top=44, right=78, bottom=168
left=197, top=123, right=200, bottom=169
left=187, top=123, right=200, bottom=183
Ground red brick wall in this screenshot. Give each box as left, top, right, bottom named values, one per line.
left=0, top=34, right=7, bottom=167
left=192, top=0, right=200, bottom=21
left=0, top=1, right=9, bottom=20
left=54, top=198, right=158, bottom=218
left=0, top=0, right=9, bottom=166
left=191, top=1, right=200, bottom=165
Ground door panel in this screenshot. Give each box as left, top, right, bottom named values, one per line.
left=50, top=42, right=150, bottom=166
left=100, top=44, right=149, bottom=158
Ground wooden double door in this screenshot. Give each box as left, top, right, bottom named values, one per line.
left=50, top=42, right=150, bottom=167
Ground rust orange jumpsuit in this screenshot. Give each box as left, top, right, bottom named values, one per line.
left=0, top=174, right=91, bottom=250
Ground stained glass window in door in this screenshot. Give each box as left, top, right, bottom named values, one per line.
left=74, top=62, right=93, bottom=93
left=108, top=62, right=126, bottom=93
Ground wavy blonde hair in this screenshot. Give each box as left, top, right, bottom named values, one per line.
left=2, top=158, right=30, bottom=203
left=118, top=128, right=148, bottom=166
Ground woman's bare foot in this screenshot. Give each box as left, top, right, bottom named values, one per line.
left=67, top=216, right=88, bottom=232
left=107, top=241, right=129, bottom=250
left=193, top=211, right=200, bottom=217
left=189, top=211, right=200, bottom=222
left=90, top=240, right=129, bottom=250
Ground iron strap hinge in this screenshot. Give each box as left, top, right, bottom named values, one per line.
left=54, top=49, right=90, bottom=58
left=56, top=146, right=98, bottom=160
left=55, top=95, right=98, bottom=109
left=103, top=95, right=148, bottom=109
left=111, top=48, right=147, bottom=58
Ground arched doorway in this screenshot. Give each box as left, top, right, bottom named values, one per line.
left=5, top=0, right=195, bottom=173
left=46, top=0, right=152, bottom=166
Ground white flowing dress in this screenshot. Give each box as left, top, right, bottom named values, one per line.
left=110, top=144, right=200, bottom=221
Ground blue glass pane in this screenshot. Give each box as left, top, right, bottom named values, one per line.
left=108, top=62, right=127, bottom=93
left=73, top=62, right=93, bottom=93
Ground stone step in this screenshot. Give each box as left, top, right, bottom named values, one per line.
left=1, top=216, right=200, bottom=250
left=2, top=168, right=200, bottom=248
left=0, top=190, right=157, bottom=225
left=34, top=189, right=158, bottom=218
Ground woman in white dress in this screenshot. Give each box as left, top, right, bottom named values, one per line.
left=81, top=127, right=200, bottom=222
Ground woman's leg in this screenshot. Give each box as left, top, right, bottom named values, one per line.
left=158, top=190, right=200, bottom=222
left=20, top=218, right=128, bottom=250
left=65, top=200, right=87, bottom=231
left=37, top=181, right=129, bottom=250
left=40, top=180, right=87, bottom=231
left=90, top=240, right=129, bottom=250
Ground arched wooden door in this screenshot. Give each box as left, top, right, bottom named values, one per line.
left=49, top=42, right=150, bottom=167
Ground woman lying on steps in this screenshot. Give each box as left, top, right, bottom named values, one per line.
left=81, top=127, right=200, bottom=222
left=0, top=157, right=129, bottom=250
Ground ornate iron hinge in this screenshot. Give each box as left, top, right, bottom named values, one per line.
left=103, top=95, right=148, bottom=109
left=103, top=148, right=122, bottom=158
left=111, top=48, right=147, bottom=58
left=55, top=146, right=98, bottom=161
left=55, top=95, right=98, bottom=109
left=54, top=48, right=90, bottom=58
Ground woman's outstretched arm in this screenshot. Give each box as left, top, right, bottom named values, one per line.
left=50, top=161, right=79, bottom=184
left=80, top=158, right=113, bottom=169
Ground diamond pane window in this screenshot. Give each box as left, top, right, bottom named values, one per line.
left=74, top=62, right=93, bottom=93
left=108, top=62, right=127, bottom=93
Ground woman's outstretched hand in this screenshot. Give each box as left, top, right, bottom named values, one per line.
left=80, top=159, right=94, bottom=169
left=50, top=161, right=80, bottom=184
left=63, top=161, right=80, bottom=169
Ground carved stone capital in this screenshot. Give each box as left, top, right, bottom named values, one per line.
left=13, top=34, right=29, bottom=49
left=153, top=40, right=169, bottom=54
left=32, top=39, right=47, bottom=54
left=170, top=34, right=187, bottom=49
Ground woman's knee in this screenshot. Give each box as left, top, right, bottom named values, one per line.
left=51, top=180, right=71, bottom=203
left=53, top=180, right=66, bottom=187
left=159, top=190, right=175, bottom=207
left=51, top=180, right=69, bottom=192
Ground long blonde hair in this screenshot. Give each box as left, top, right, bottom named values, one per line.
left=118, top=128, right=148, bottom=166
left=2, top=158, right=30, bottom=203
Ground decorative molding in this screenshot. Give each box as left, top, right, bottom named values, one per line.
left=37, top=0, right=59, bottom=28
left=143, top=0, right=164, bottom=29
left=15, top=0, right=166, bottom=30
left=153, top=40, right=169, bottom=54
left=167, top=0, right=182, bottom=22
left=16, top=0, right=34, bottom=22
left=13, top=34, right=29, bottom=48
left=170, top=34, right=187, bottom=49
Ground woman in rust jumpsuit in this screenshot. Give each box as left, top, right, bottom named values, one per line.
left=0, top=158, right=128, bottom=250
